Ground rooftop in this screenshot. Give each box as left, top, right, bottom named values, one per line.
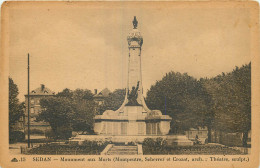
left=94, top=88, right=111, bottom=98
left=25, top=84, right=55, bottom=96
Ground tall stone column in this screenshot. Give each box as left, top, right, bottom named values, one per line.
left=122, top=16, right=150, bottom=112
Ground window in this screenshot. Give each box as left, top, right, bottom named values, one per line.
left=36, top=99, right=40, bottom=105
left=30, top=107, right=34, bottom=114
left=30, top=99, right=35, bottom=104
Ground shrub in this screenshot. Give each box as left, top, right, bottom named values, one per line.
left=56, top=126, right=72, bottom=140
left=142, top=143, right=244, bottom=155
left=45, top=126, right=73, bottom=140
left=9, top=131, right=25, bottom=143
left=25, top=129, right=44, bottom=135
left=27, top=140, right=109, bottom=155
left=82, top=140, right=109, bottom=148
left=127, top=141, right=136, bottom=146
left=142, top=138, right=167, bottom=154
left=45, top=129, right=55, bottom=139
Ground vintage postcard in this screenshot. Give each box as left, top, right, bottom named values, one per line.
left=0, top=1, right=259, bottom=168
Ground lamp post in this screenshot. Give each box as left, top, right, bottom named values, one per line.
left=27, top=53, right=30, bottom=148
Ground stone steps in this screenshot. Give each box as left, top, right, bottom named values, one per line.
left=107, top=151, right=138, bottom=155
left=107, top=145, right=138, bottom=155
left=110, top=147, right=137, bottom=150
left=110, top=149, right=137, bottom=151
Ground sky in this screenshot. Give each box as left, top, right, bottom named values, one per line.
left=4, top=2, right=253, bottom=101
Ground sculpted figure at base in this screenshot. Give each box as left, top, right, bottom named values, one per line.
left=126, top=81, right=140, bottom=106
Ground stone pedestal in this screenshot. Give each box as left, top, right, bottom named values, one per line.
left=94, top=106, right=171, bottom=136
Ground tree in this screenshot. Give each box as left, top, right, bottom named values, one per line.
left=38, top=97, right=75, bottom=139
left=146, top=63, right=251, bottom=147
left=98, top=89, right=126, bottom=114
left=146, top=72, right=209, bottom=134
left=72, top=88, right=93, bottom=101
left=199, top=78, right=217, bottom=143
left=232, top=63, right=251, bottom=147
left=9, top=77, right=24, bottom=131
left=55, top=88, right=73, bottom=99
left=38, top=88, right=96, bottom=138
left=209, top=63, right=251, bottom=147
left=72, top=100, right=95, bottom=134
left=66, top=88, right=95, bottom=134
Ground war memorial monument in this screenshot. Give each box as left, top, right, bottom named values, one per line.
left=72, top=17, right=193, bottom=147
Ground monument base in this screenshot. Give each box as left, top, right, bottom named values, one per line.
left=94, top=106, right=172, bottom=136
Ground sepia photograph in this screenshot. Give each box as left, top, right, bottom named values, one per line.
left=1, top=1, right=259, bottom=168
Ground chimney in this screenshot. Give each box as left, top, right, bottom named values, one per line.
left=94, top=89, right=97, bottom=94
left=41, top=84, right=45, bottom=91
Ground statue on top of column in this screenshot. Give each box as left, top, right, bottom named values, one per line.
left=133, top=16, right=138, bottom=29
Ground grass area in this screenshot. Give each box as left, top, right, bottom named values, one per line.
left=26, top=141, right=108, bottom=155
left=143, top=144, right=245, bottom=155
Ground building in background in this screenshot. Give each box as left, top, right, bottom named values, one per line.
left=93, top=88, right=111, bottom=105
left=24, top=84, right=55, bottom=134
